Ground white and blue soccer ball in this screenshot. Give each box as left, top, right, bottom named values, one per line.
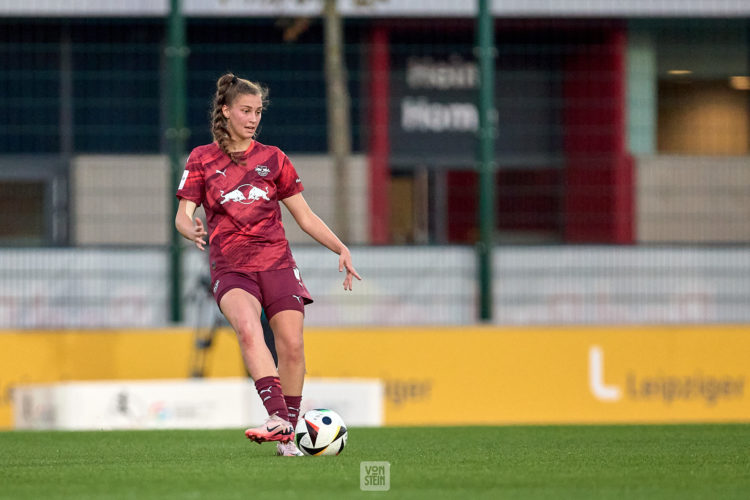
left=295, top=409, right=348, bottom=456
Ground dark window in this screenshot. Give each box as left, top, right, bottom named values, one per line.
left=0, top=181, right=45, bottom=244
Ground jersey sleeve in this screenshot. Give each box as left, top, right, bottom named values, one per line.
left=276, top=153, right=304, bottom=200
left=175, top=149, right=205, bottom=205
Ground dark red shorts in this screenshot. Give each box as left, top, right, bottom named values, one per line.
left=211, top=267, right=313, bottom=319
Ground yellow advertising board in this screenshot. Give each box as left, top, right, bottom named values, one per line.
left=1, top=326, right=748, bottom=428
left=305, top=325, right=750, bottom=425
left=0, top=328, right=248, bottom=429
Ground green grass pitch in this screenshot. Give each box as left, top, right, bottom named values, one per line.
left=1, top=424, right=749, bottom=499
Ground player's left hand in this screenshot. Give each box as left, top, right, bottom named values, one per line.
left=338, top=248, right=361, bottom=291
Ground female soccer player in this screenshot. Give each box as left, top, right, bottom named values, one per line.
left=175, top=73, right=360, bottom=456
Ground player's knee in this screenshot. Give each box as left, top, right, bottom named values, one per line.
left=283, top=349, right=305, bottom=370
left=234, top=322, right=265, bottom=349
left=276, top=334, right=305, bottom=363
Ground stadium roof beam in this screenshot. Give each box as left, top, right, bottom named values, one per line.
left=2, top=0, right=750, bottom=18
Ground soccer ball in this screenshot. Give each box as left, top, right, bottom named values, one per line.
left=295, top=409, right=348, bottom=456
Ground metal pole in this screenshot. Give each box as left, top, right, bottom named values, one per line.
left=476, top=0, right=496, bottom=322
left=166, top=0, right=189, bottom=323
left=323, top=0, right=352, bottom=241
left=58, top=23, right=73, bottom=246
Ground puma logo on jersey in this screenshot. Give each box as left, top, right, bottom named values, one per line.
left=216, top=169, right=227, bottom=177
left=219, top=184, right=270, bottom=204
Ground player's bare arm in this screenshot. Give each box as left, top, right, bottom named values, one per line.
left=282, top=193, right=362, bottom=290
left=175, top=198, right=208, bottom=251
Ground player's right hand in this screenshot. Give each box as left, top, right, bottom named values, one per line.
left=190, top=217, right=208, bottom=251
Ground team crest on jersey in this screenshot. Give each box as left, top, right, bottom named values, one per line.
left=219, top=184, right=270, bottom=205
left=255, top=165, right=270, bottom=177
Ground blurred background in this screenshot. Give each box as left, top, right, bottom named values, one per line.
left=1, top=0, right=749, bottom=429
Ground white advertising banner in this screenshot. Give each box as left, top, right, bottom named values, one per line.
left=493, top=247, right=750, bottom=325
left=13, top=377, right=383, bottom=430
left=0, top=249, right=169, bottom=328
left=1, top=246, right=749, bottom=327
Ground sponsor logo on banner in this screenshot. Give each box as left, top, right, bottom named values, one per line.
left=589, top=345, right=622, bottom=402
left=589, top=345, right=746, bottom=406
left=385, top=379, right=433, bottom=407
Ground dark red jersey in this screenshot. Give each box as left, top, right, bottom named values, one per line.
left=176, top=141, right=304, bottom=273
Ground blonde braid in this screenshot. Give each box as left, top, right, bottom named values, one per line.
left=210, top=73, right=269, bottom=165
left=211, top=74, right=236, bottom=162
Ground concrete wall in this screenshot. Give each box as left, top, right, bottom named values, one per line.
left=73, top=155, right=171, bottom=246
left=281, top=153, right=369, bottom=245
left=72, top=154, right=369, bottom=246
left=637, top=155, right=750, bottom=242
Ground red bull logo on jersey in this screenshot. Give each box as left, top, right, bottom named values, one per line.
left=219, top=184, right=271, bottom=205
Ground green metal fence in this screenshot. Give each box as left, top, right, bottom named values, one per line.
left=0, top=6, right=749, bottom=328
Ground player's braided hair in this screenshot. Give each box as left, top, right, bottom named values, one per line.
left=211, top=73, right=269, bottom=164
